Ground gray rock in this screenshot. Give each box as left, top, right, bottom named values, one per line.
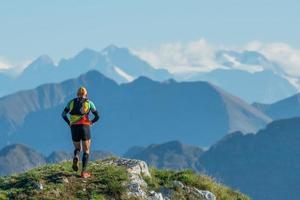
left=106, top=158, right=150, bottom=198
left=34, top=182, right=43, bottom=190
left=173, top=180, right=184, bottom=189
left=104, top=158, right=216, bottom=200
left=191, top=188, right=216, bottom=200
left=197, top=190, right=216, bottom=200
left=147, top=191, right=164, bottom=200
left=159, top=188, right=173, bottom=200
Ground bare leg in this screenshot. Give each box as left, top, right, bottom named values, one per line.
left=82, top=140, right=91, bottom=172
left=73, top=141, right=81, bottom=153
left=72, top=141, right=81, bottom=171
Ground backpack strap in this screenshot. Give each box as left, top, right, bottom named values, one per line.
left=69, top=99, right=75, bottom=112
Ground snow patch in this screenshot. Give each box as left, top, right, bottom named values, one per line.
left=114, top=66, right=135, bottom=82
left=222, top=53, right=264, bottom=73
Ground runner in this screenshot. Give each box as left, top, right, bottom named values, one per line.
left=61, top=87, right=99, bottom=178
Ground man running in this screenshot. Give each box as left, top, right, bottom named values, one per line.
left=61, top=87, right=99, bottom=178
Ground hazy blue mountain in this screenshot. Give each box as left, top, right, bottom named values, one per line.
left=199, top=117, right=300, bottom=200
left=125, top=118, right=300, bottom=199
left=124, top=140, right=204, bottom=171
left=18, top=55, right=57, bottom=89
left=46, top=150, right=72, bottom=164
left=0, top=72, right=13, bottom=97
left=0, top=70, right=271, bottom=154
left=56, top=47, right=127, bottom=83
left=101, top=45, right=170, bottom=80
left=0, top=46, right=172, bottom=97
left=0, top=144, right=46, bottom=176
left=46, top=150, right=113, bottom=164
left=90, top=150, right=114, bottom=161
left=253, top=93, right=300, bottom=120
left=184, top=69, right=297, bottom=104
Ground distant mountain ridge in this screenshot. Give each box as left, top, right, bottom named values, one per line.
left=0, top=45, right=171, bottom=97
left=0, top=144, right=46, bottom=176
left=175, top=50, right=298, bottom=103
left=1, top=47, right=298, bottom=104
left=0, top=144, right=112, bottom=176
left=0, top=70, right=271, bottom=153
left=199, top=117, right=300, bottom=200
left=123, top=117, right=300, bottom=200
left=253, top=93, right=300, bottom=120
left=124, top=140, right=204, bottom=172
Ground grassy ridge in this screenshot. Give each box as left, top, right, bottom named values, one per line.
left=0, top=158, right=250, bottom=200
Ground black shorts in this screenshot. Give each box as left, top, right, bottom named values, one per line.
left=70, top=125, right=91, bottom=142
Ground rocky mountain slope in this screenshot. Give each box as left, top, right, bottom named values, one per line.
left=0, top=157, right=249, bottom=200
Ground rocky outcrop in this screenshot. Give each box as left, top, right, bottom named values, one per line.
left=107, top=158, right=216, bottom=200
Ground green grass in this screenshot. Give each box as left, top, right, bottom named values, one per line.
left=0, top=159, right=250, bottom=200
left=144, top=168, right=250, bottom=200
left=0, top=159, right=129, bottom=200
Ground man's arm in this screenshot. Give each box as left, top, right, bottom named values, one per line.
left=89, top=101, right=100, bottom=124
left=61, top=108, right=70, bottom=125
left=62, top=101, right=71, bottom=125
left=91, top=110, right=100, bottom=124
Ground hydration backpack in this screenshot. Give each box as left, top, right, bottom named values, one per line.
left=69, top=98, right=90, bottom=123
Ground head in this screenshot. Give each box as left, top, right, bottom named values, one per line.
left=77, top=87, right=88, bottom=98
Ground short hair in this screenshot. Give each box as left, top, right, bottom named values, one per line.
left=77, top=87, right=88, bottom=97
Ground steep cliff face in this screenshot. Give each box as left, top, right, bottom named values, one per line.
left=0, top=158, right=249, bottom=200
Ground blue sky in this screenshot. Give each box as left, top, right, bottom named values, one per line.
left=0, top=0, right=299, bottom=63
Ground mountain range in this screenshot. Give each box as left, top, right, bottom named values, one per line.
left=0, top=46, right=298, bottom=200
left=0, top=46, right=298, bottom=105
left=0, top=70, right=271, bottom=154
left=0, top=45, right=171, bottom=97
left=176, top=50, right=298, bottom=103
